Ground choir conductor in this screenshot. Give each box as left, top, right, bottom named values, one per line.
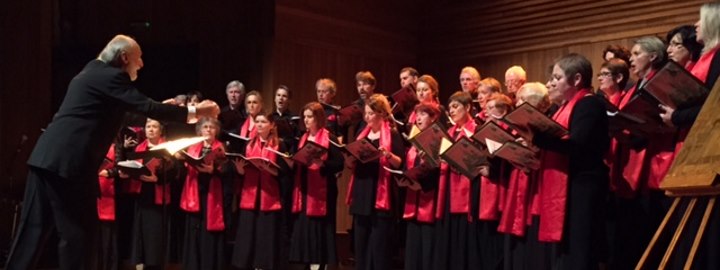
left=5, top=34, right=220, bottom=270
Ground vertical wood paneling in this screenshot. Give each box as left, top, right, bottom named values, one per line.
left=421, top=0, right=711, bottom=102
left=272, top=2, right=418, bottom=232
left=0, top=0, right=53, bottom=249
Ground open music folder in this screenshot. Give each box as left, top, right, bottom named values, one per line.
left=438, top=136, right=488, bottom=178
left=503, top=103, right=568, bottom=140
left=405, top=123, right=449, bottom=167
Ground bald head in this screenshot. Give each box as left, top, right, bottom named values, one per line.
left=98, top=35, right=144, bottom=81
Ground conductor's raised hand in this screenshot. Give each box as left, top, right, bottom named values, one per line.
left=196, top=100, right=221, bottom=119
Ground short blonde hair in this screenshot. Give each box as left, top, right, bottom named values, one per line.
left=460, top=66, right=481, bottom=81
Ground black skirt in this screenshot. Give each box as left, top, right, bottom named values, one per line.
left=477, top=219, right=504, bottom=269
left=504, top=216, right=558, bottom=270
left=97, top=221, right=118, bottom=270
left=232, top=209, right=281, bottom=269
left=182, top=210, right=225, bottom=270
left=432, top=213, right=481, bottom=270
left=130, top=201, right=169, bottom=266
left=404, top=220, right=435, bottom=270
left=289, top=213, right=337, bottom=264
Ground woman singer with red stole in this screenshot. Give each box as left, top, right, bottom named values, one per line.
left=532, top=53, right=609, bottom=270
left=433, top=91, right=486, bottom=270
left=288, top=102, right=344, bottom=270
left=477, top=92, right=513, bottom=269
left=179, top=117, right=228, bottom=270
left=345, top=94, right=405, bottom=270
left=231, top=112, right=291, bottom=270
left=609, top=37, right=674, bottom=268
left=400, top=102, right=441, bottom=270
left=499, top=82, right=556, bottom=270
left=127, top=119, right=175, bottom=269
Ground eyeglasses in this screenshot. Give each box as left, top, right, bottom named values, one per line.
left=669, top=41, right=684, bottom=48
left=597, top=72, right=612, bottom=78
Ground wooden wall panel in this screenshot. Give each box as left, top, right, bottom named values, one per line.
left=420, top=0, right=710, bottom=102
left=0, top=0, right=53, bottom=252
left=51, top=0, right=274, bottom=108
left=272, top=2, right=418, bottom=232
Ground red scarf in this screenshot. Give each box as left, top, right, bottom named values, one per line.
left=345, top=121, right=393, bottom=211
left=180, top=140, right=226, bottom=231
left=691, top=46, right=719, bottom=83
left=97, top=145, right=116, bottom=221
left=498, top=168, right=532, bottom=236
left=612, top=69, right=660, bottom=197
left=402, top=146, right=437, bottom=223
left=239, top=117, right=257, bottom=138
left=292, top=128, right=331, bottom=216
left=478, top=121, right=511, bottom=221
left=124, top=138, right=170, bottom=205
left=435, top=117, right=477, bottom=220
left=239, top=137, right=282, bottom=211
left=537, top=89, right=590, bottom=242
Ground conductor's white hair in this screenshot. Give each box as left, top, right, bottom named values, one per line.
left=97, top=35, right=135, bottom=67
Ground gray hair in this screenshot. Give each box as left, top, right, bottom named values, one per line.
left=226, top=80, right=246, bottom=94
left=97, top=35, right=136, bottom=67
left=634, top=36, right=667, bottom=70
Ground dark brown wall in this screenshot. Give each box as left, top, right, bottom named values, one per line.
left=420, top=0, right=709, bottom=101
left=0, top=0, right=53, bottom=253
left=272, top=0, right=419, bottom=112
left=272, top=0, right=419, bottom=231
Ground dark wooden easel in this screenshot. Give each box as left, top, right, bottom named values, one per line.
left=635, top=78, right=720, bottom=270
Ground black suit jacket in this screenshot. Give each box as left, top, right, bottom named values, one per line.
left=27, top=60, right=187, bottom=180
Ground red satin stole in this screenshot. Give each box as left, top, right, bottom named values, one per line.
left=345, top=121, right=394, bottom=211
left=497, top=119, right=536, bottom=236
left=613, top=70, right=659, bottom=196
left=239, top=117, right=258, bottom=138
left=606, top=90, right=625, bottom=196
left=292, top=128, right=331, bottom=216
left=240, top=137, right=282, bottom=211
left=402, top=146, right=437, bottom=223
left=498, top=168, right=531, bottom=236
left=180, top=140, right=226, bottom=231
left=435, top=118, right=477, bottom=220
left=479, top=120, right=511, bottom=221
left=626, top=69, right=675, bottom=191
left=537, top=89, right=590, bottom=242
left=98, top=145, right=116, bottom=221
